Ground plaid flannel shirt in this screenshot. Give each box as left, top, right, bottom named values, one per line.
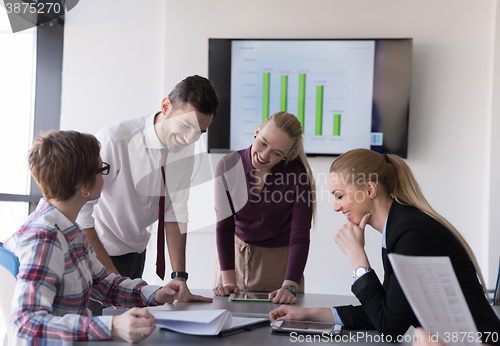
left=4, top=199, right=160, bottom=344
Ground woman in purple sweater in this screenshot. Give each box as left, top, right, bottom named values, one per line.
left=213, top=112, right=316, bottom=304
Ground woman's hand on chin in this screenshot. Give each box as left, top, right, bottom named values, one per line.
left=334, top=213, right=371, bottom=265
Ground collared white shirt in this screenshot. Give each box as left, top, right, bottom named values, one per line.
left=77, top=113, right=192, bottom=256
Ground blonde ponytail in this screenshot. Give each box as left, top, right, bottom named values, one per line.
left=330, top=149, right=488, bottom=296
left=263, top=112, right=316, bottom=220
left=293, top=139, right=317, bottom=221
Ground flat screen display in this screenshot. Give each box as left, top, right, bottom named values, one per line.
left=280, top=321, right=336, bottom=330
left=208, top=38, right=412, bottom=157
left=232, top=292, right=270, bottom=300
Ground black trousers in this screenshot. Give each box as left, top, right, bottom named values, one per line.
left=88, top=249, right=147, bottom=316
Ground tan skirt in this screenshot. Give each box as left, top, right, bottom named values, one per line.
left=212, top=236, right=304, bottom=293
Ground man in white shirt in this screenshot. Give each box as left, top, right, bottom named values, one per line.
left=77, top=76, right=219, bottom=314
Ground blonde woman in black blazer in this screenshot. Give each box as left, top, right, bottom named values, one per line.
left=270, top=149, right=500, bottom=344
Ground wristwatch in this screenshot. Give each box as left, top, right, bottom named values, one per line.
left=353, top=266, right=372, bottom=280
left=171, top=271, right=189, bottom=280
left=281, top=285, right=297, bottom=296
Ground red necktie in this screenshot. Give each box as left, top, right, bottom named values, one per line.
left=156, top=151, right=166, bottom=280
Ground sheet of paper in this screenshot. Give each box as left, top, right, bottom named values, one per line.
left=388, top=254, right=480, bottom=346
left=230, top=317, right=269, bottom=328
left=152, top=310, right=269, bottom=336
left=153, top=309, right=227, bottom=323
left=153, top=309, right=231, bottom=335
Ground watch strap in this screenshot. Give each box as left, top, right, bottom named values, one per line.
left=281, top=285, right=297, bottom=296
left=171, top=271, right=189, bottom=280
left=353, top=266, right=372, bottom=280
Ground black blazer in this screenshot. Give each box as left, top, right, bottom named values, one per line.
left=335, top=201, right=500, bottom=344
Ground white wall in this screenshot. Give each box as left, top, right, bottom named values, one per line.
left=61, top=0, right=500, bottom=295
left=488, top=1, right=500, bottom=285
left=60, top=0, right=169, bottom=287
left=60, top=0, right=167, bottom=134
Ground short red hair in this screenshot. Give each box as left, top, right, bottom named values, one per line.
left=28, top=130, right=100, bottom=201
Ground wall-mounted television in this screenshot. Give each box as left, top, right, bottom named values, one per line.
left=208, top=38, right=412, bottom=158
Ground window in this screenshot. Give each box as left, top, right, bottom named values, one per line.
left=0, top=6, right=64, bottom=241
left=0, top=7, right=36, bottom=241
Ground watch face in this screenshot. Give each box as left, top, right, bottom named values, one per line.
left=283, top=285, right=297, bottom=295
left=355, top=267, right=368, bottom=278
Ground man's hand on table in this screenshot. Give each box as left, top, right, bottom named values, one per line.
left=165, top=278, right=213, bottom=303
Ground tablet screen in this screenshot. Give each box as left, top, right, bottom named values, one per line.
left=280, top=320, right=336, bottom=330
left=232, top=292, right=270, bottom=300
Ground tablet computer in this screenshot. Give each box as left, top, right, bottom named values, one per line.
left=271, top=320, right=343, bottom=335
left=228, top=292, right=273, bottom=303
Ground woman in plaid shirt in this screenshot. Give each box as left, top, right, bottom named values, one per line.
left=4, top=130, right=183, bottom=344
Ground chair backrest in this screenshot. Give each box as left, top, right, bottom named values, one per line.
left=0, top=243, right=19, bottom=278
left=0, top=242, right=19, bottom=346
left=494, top=257, right=500, bottom=305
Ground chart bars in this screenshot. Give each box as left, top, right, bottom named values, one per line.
left=334, top=114, right=341, bottom=136
left=298, top=73, right=306, bottom=131
left=281, top=75, right=288, bottom=112
left=261, top=72, right=334, bottom=135
left=315, top=85, right=324, bottom=135
left=263, top=72, right=270, bottom=122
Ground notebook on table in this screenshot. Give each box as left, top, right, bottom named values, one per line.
left=153, top=309, right=270, bottom=337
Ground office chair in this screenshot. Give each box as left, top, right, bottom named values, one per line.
left=494, top=258, right=500, bottom=306
left=0, top=242, right=19, bottom=346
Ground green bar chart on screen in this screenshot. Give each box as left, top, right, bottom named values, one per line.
left=262, top=72, right=270, bottom=123
left=334, top=114, right=341, bottom=136
left=298, top=73, right=306, bottom=131
left=315, top=85, right=324, bottom=135
left=280, top=75, right=288, bottom=112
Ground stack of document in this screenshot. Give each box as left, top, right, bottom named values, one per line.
left=153, top=309, right=269, bottom=336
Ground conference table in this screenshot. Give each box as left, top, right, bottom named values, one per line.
left=74, top=288, right=500, bottom=345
